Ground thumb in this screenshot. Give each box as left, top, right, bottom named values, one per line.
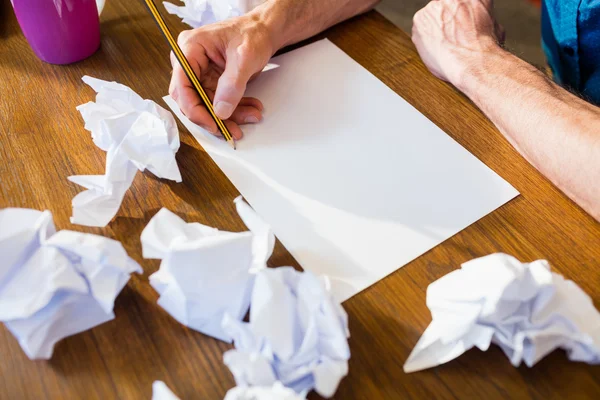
left=213, top=51, right=257, bottom=120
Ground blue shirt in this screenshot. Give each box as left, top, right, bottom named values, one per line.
left=542, top=0, right=600, bottom=104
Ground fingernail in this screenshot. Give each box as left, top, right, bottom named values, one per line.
left=200, top=124, right=217, bottom=134
left=245, top=116, right=260, bottom=124
left=214, top=101, right=234, bottom=119
left=172, top=89, right=179, bottom=101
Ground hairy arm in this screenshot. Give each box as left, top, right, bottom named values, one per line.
left=256, top=0, right=381, bottom=49
left=459, top=49, right=600, bottom=220
left=412, top=0, right=600, bottom=221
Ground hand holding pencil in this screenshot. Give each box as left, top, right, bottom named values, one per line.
left=145, top=0, right=273, bottom=142
left=169, top=23, right=271, bottom=141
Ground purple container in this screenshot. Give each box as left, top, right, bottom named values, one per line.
left=11, top=0, right=105, bottom=65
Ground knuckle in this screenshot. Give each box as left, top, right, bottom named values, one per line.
left=413, top=10, right=423, bottom=24
left=177, top=30, right=192, bottom=46
left=237, top=45, right=253, bottom=66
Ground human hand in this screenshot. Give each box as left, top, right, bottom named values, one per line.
left=412, top=0, right=505, bottom=88
left=169, top=14, right=275, bottom=139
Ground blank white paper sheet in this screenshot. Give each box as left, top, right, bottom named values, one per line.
left=164, top=39, right=519, bottom=302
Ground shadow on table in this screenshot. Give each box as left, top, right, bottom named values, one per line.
left=165, top=141, right=238, bottom=208
left=47, top=286, right=181, bottom=384
left=320, top=301, right=423, bottom=398
left=392, top=329, right=600, bottom=398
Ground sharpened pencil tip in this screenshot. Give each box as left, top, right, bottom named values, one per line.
left=229, top=139, right=236, bottom=150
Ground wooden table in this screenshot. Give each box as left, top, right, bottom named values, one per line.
left=1, top=1, right=599, bottom=399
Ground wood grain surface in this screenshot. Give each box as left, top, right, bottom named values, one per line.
left=1, top=1, right=599, bottom=399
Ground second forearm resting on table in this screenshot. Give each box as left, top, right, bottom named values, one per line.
left=457, top=48, right=600, bottom=220
left=253, top=0, right=380, bottom=50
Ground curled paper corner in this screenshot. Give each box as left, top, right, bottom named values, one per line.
left=262, top=63, right=279, bottom=73
left=224, top=382, right=306, bottom=400
left=222, top=267, right=351, bottom=398
left=0, top=208, right=141, bottom=360
left=403, top=253, right=600, bottom=373
left=152, top=381, right=181, bottom=400
left=70, top=76, right=182, bottom=228
left=140, top=198, right=275, bottom=342
left=163, top=0, right=266, bottom=28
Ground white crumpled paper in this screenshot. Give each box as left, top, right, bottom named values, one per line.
left=151, top=381, right=302, bottom=400
left=141, top=196, right=275, bottom=342
left=0, top=208, right=141, bottom=360
left=152, top=381, right=181, bottom=400
left=224, top=382, right=305, bottom=400
left=404, top=253, right=600, bottom=373
left=70, top=76, right=181, bottom=227
left=163, top=0, right=266, bottom=28
left=223, top=267, right=350, bottom=398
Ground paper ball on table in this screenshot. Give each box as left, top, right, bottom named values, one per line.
left=223, top=267, right=351, bottom=398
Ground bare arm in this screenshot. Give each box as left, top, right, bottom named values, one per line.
left=170, top=0, right=379, bottom=137
left=257, top=0, right=381, bottom=49
left=460, top=49, right=600, bottom=219
left=412, top=0, right=600, bottom=221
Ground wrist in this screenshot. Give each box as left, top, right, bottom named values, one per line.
left=453, top=43, right=507, bottom=95
left=249, top=0, right=331, bottom=51
left=248, top=0, right=296, bottom=52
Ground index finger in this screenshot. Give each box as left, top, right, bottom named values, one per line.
left=169, top=51, right=218, bottom=134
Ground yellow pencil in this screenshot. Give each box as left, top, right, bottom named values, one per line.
left=144, top=0, right=236, bottom=149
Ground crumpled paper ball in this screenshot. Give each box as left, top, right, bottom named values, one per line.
left=152, top=381, right=181, bottom=400
left=0, top=208, right=141, bottom=359
left=404, top=253, right=600, bottom=373
left=224, top=382, right=305, bottom=400
left=223, top=267, right=350, bottom=398
left=70, top=76, right=181, bottom=227
left=141, top=197, right=275, bottom=342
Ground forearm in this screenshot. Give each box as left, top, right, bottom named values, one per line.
left=253, top=0, right=380, bottom=50
left=457, top=48, right=600, bottom=220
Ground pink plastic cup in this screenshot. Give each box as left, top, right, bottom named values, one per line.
left=11, top=0, right=106, bottom=65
